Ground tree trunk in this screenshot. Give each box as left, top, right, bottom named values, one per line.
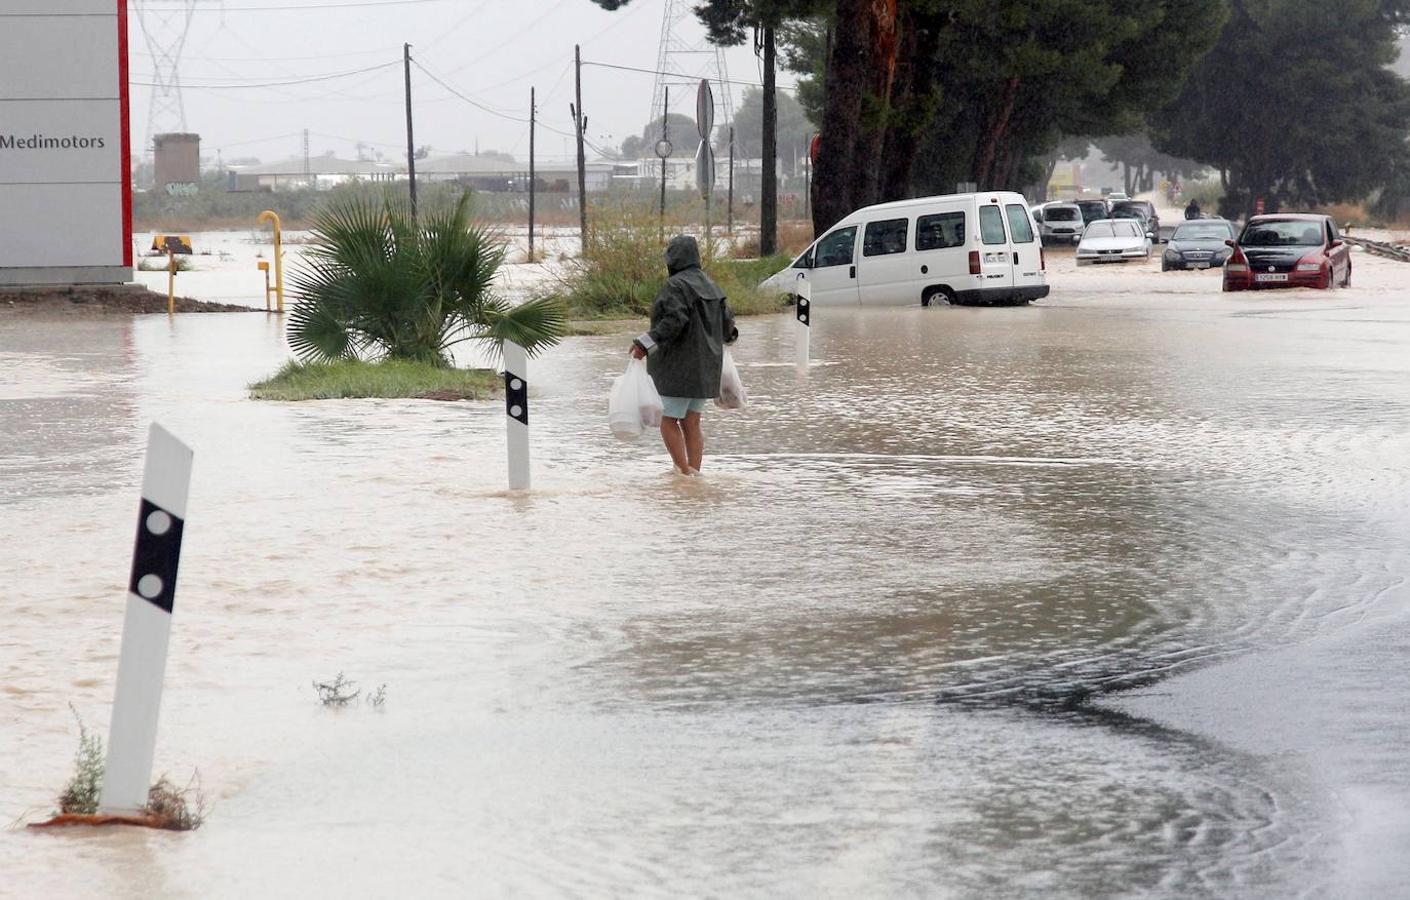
left=877, top=5, right=931, bottom=201
left=857, top=0, right=900, bottom=207
left=973, top=76, right=1020, bottom=187
left=812, top=0, right=873, bottom=234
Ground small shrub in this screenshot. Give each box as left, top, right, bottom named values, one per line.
left=313, top=673, right=359, bottom=707
left=144, top=773, right=206, bottom=831
left=366, top=684, right=387, bottom=708
left=57, top=705, right=103, bottom=815
left=288, top=192, right=564, bottom=366
left=543, top=210, right=790, bottom=319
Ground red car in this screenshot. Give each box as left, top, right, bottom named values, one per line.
left=1223, top=214, right=1351, bottom=291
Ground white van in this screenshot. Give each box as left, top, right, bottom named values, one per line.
left=759, top=192, right=1050, bottom=306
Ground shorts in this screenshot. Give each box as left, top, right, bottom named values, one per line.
left=659, top=396, right=710, bottom=419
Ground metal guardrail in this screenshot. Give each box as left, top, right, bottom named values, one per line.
left=1342, top=235, right=1410, bottom=263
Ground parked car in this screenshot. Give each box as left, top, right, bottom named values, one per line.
left=1161, top=218, right=1238, bottom=271
left=1110, top=200, right=1161, bottom=243
left=1223, top=214, right=1351, bottom=291
left=1034, top=202, right=1084, bottom=246
left=1074, top=199, right=1110, bottom=226
left=759, top=191, right=1050, bottom=306
left=1075, top=219, right=1151, bottom=265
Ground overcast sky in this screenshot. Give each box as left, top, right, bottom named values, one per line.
left=127, top=0, right=790, bottom=167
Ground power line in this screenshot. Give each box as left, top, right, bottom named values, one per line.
left=582, top=58, right=798, bottom=94
left=131, top=60, right=399, bottom=89
left=142, top=0, right=453, bottom=10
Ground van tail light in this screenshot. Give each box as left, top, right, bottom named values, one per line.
left=1040, top=247, right=1046, bottom=271
left=968, top=250, right=981, bottom=275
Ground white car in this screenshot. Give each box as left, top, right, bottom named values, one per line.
left=1075, top=219, right=1151, bottom=265
left=758, top=191, right=1049, bottom=306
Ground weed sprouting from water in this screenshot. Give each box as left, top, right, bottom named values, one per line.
left=366, top=684, right=387, bottom=709
left=57, top=704, right=103, bottom=815
left=313, top=673, right=360, bottom=707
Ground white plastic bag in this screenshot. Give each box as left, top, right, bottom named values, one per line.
left=609, top=358, right=663, bottom=440
left=715, top=349, right=747, bottom=410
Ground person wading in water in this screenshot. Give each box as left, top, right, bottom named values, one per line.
left=631, top=235, right=738, bottom=475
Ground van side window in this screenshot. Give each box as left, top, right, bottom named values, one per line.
left=794, top=245, right=815, bottom=268
left=979, top=206, right=1007, bottom=245
left=862, top=218, right=908, bottom=257
left=815, top=226, right=857, bottom=268
left=916, top=212, right=965, bottom=250
left=1004, top=204, right=1035, bottom=243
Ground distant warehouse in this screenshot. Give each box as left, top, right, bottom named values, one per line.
left=226, top=152, right=614, bottom=193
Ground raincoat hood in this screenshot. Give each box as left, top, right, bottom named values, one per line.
left=665, top=235, right=701, bottom=275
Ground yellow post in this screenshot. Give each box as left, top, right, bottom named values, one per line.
left=166, top=248, right=176, bottom=316
left=256, top=210, right=285, bottom=313
left=257, top=261, right=271, bottom=312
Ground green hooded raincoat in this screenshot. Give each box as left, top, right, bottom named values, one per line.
left=634, top=236, right=738, bottom=398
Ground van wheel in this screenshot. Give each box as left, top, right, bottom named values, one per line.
left=922, top=287, right=954, bottom=307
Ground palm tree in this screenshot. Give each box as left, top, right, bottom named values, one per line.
left=288, top=192, right=564, bottom=366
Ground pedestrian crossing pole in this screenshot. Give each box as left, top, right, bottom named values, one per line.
left=504, top=342, right=530, bottom=491
left=795, top=275, right=811, bottom=368
left=98, top=423, right=193, bottom=816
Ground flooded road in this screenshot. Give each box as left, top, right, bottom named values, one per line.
left=4, top=253, right=1410, bottom=897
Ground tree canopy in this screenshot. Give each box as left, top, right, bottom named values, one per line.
left=1152, top=0, right=1410, bottom=217
left=718, top=86, right=813, bottom=158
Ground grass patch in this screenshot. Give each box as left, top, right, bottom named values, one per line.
left=137, top=255, right=193, bottom=272
left=249, top=359, right=499, bottom=402
left=541, top=210, right=792, bottom=320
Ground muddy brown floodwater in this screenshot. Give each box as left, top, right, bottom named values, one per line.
left=3, top=251, right=1409, bottom=898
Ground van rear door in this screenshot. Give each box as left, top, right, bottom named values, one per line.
left=977, top=203, right=1015, bottom=294
left=1004, top=202, right=1045, bottom=293
left=857, top=216, right=915, bottom=305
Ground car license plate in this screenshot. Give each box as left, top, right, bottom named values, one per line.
left=1255, top=273, right=1288, bottom=282
left=1194, top=263, right=1209, bottom=270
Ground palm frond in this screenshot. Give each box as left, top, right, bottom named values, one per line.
left=471, top=295, right=569, bottom=358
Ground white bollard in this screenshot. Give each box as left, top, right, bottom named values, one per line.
left=504, top=341, right=530, bottom=491
left=795, top=277, right=811, bottom=368
left=99, top=423, right=193, bottom=816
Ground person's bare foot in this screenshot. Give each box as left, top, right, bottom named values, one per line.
left=688, top=467, right=701, bottom=476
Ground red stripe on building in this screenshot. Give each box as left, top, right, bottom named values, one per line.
left=118, top=0, right=133, bottom=268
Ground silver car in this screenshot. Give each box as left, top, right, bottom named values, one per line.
left=1035, top=202, right=1084, bottom=246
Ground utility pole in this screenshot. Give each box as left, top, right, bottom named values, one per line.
left=660, top=86, right=670, bottom=235
left=727, top=124, right=735, bottom=234
left=759, top=26, right=777, bottom=256
left=573, top=44, right=588, bottom=253
left=403, top=42, right=417, bottom=219
left=529, top=86, right=536, bottom=260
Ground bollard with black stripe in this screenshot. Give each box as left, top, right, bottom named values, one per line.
left=98, top=423, right=194, bottom=816
left=794, top=275, right=812, bottom=368
left=504, top=341, right=530, bottom=491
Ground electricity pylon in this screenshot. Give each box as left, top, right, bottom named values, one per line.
left=132, top=0, right=198, bottom=152
left=647, top=0, right=734, bottom=147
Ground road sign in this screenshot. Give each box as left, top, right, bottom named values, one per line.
left=696, top=80, right=714, bottom=141
left=695, top=141, right=716, bottom=199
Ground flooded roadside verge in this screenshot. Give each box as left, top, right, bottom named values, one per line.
left=3, top=251, right=1409, bottom=897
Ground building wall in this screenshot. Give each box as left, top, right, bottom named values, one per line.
left=154, top=133, right=200, bottom=193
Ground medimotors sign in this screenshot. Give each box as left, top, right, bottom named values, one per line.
left=0, top=0, right=131, bottom=285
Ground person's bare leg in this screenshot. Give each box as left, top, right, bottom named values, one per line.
left=682, top=411, right=704, bottom=472
left=660, top=416, right=690, bottom=473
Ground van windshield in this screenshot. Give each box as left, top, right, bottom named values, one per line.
left=1044, top=207, right=1079, bottom=222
